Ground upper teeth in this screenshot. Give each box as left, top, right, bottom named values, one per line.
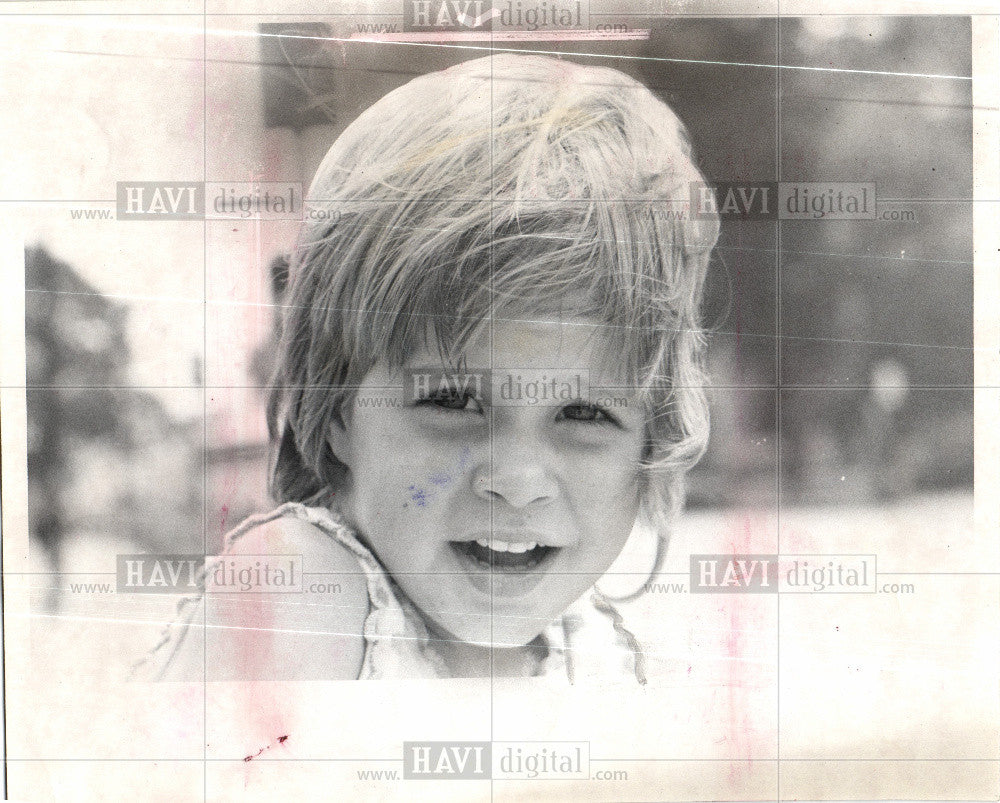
left=475, top=539, right=538, bottom=553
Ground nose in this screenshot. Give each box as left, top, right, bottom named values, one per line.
left=470, top=444, right=558, bottom=511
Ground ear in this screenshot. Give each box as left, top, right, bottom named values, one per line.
left=326, top=411, right=352, bottom=469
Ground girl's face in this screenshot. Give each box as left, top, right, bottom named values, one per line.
left=330, top=315, right=647, bottom=647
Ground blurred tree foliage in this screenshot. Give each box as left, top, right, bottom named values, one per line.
left=26, top=245, right=133, bottom=588
left=25, top=246, right=202, bottom=608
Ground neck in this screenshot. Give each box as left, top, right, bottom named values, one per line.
left=427, top=624, right=549, bottom=678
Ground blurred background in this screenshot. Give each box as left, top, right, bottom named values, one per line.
left=21, top=15, right=972, bottom=604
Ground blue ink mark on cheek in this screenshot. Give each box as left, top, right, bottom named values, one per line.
left=408, top=484, right=430, bottom=507
left=407, top=448, right=473, bottom=507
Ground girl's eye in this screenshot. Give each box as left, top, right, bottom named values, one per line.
left=558, top=402, right=619, bottom=426
left=416, top=391, right=483, bottom=414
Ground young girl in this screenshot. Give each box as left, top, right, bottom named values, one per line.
left=137, top=53, right=718, bottom=684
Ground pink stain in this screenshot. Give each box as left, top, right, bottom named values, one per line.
left=228, top=575, right=290, bottom=759
left=724, top=596, right=753, bottom=787
left=721, top=514, right=762, bottom=788
left=715, top=169, right=775, bottom=785
left=183, top=58, right=203, bottom=140
left=261, top=137, right=287, bottom=183
left=167, top=686, right=203, bottom=741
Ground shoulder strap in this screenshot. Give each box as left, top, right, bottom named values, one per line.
left=245, top=503, right=403, bottom=615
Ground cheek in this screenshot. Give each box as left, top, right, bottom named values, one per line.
left=347, top=417, right=417, bottom=520
left=563, top=447, right=643, bottom=519
left=349, top=415, right=465, bottom=523
left=571, top=434, right=644, bottom=490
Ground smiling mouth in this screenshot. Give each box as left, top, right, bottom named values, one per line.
left=449, top=539, right=557, bottom=572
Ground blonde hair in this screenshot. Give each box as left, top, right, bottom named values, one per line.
left=268, top=53, right=719, bottom=535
